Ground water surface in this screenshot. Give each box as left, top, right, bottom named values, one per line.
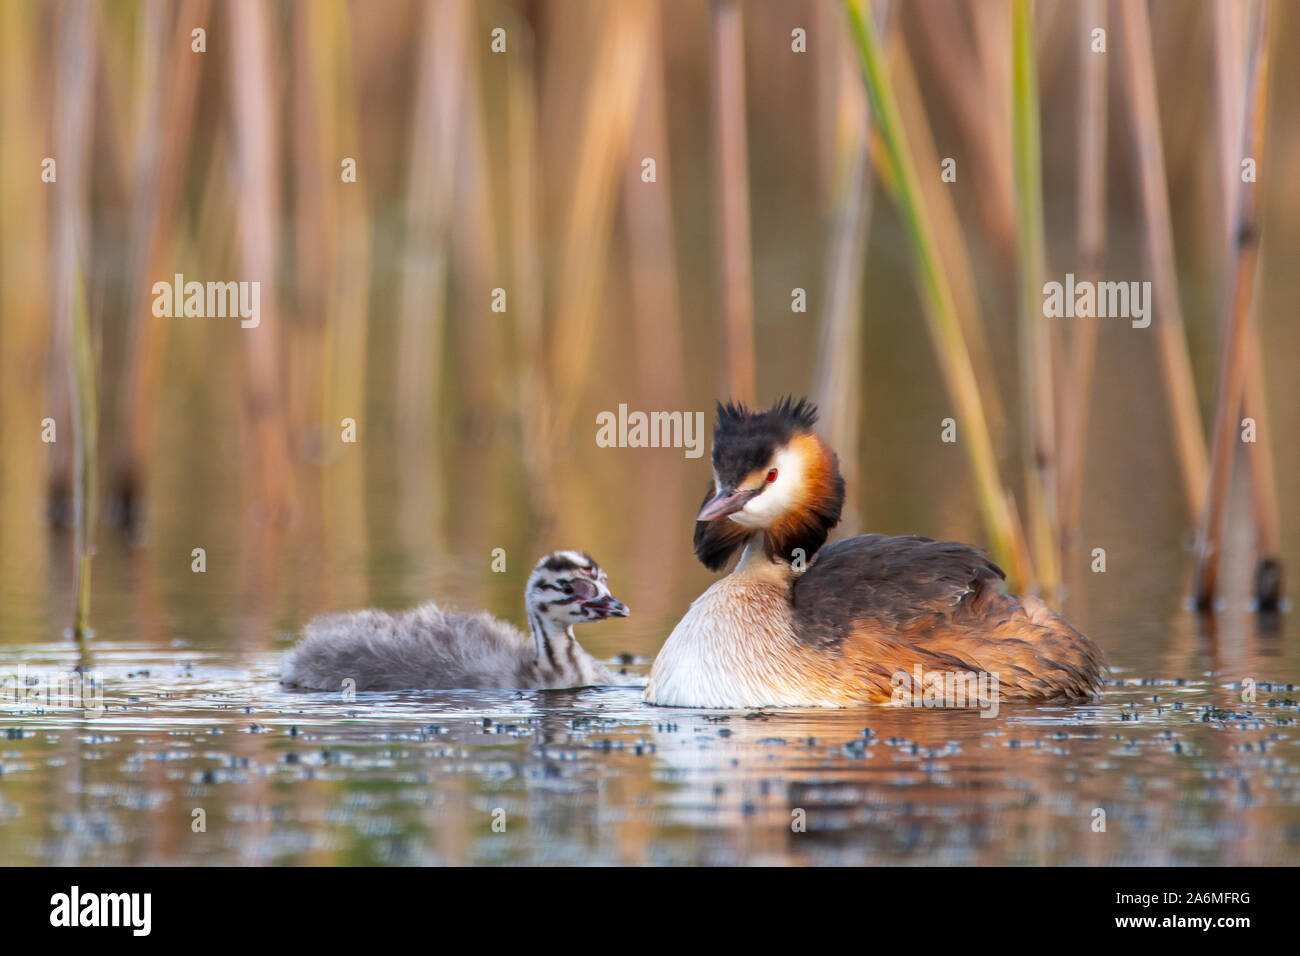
left=3, top=596, right=1297, bottom=865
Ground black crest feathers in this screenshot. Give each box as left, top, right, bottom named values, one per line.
left=710, top=396, right=820, bottom=489
left=714, top=396, right=818, bottom=437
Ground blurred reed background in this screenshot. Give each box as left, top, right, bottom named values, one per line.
left=0, top=0, right=1297, bottom=663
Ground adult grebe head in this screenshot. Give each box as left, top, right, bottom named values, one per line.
left=693, top=397, right=845, bottom=571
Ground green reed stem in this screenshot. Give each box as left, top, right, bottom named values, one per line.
left=1011, top=0, right=1060, bottom=597
left=70, top=263, right=97, bottom=640
left=842, top=0, right=1028, bottom=588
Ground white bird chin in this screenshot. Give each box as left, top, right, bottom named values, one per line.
left=729, top=509, right=768, bottom=530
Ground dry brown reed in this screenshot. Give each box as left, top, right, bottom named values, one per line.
left=887, top=25, right=1008, bottom=451
left=549, top=2, right=651, bottom=435
left=1058, top=0, right=1108, bottom=567
left=1195, top=0, right=1274, bottom=608
left=1212, top=0, right=1282, bottom=608
left=505, top=15, right=556, bottom=521
left=113, top=0, right=211, bottom=533
left=50, top=0, right=99, bottom=636
left=1118, top=0, right=1208, bottom=520
left=228, top=0, right=296, bottom=524
left=911, top=0, right=1017, bottom=271
left=710, top=0, right=756, bottom=405
left=449, top=7, right=503, bottom=436
left=0, top=0, right=54, bottom=608
left=624, top=6, right=687, bottom=413
left=812, top=22, right=874, bottom=527
left=395, top=0, right=464, bottom=451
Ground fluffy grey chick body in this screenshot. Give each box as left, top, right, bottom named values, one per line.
left=280, top=551, right=628, bottom=692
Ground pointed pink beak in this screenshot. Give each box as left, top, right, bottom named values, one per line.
left=697, top=487, right=757, bottom=521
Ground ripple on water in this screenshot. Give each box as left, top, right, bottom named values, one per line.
left=1, top=645, right=1300, bottom=864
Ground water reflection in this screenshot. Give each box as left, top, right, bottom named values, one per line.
left=2, top=637, right=1298, bottom=865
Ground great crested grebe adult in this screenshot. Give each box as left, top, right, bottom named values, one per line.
left=645, top=398, right=1104, bottom=709
left=281, top=551, right=628, bottom=692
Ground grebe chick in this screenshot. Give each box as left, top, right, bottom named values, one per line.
left=281, top=551, right=628, bottom=692
left=645, top=398, right=1104, bottom=709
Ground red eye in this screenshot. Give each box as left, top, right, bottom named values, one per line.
left=765, top=469, right=778, bottom=483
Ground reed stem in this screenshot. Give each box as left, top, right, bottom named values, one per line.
left=912, top=0, right=1017, bottom=270
left=887, top=29, right=1008, bottom=449
left=550, top=1, right=650, bottom=433
left=625, top=7, right=686, bottom=411
left=1194, top=0, right=1273, bottom=609
left=505, top=19, right=556, bottom=522
left=47, top=0, right=97, bottom=530
left=229, top=0, right=296, bottom=523
left=1011, top=0, right=1060, bottom=598
left=843, top=0, right=1028, bottom=588
left=396, top=0, right=462, bottom=449
left=1118, top=0, right=1208, bottom=520
left=710, top=0, right=756, bottom=405
left=1212, top=0, right=1282, bottom=609
left=113, top=0, right=210, bottom=533
left=1058, top=0, right=1108, bottom=566
left=70, top=266, right=97, bottom=640
left=813, top=33, right=874, bottom=524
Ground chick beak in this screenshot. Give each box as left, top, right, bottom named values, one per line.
left=582, top=594, right=629, bottom=619
left=697, top=487, right=756, bottom=522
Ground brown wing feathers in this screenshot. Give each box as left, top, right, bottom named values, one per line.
left=791, top=534, right=1005, bottom=644
left=792, top=534, right=1102, bottom=701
